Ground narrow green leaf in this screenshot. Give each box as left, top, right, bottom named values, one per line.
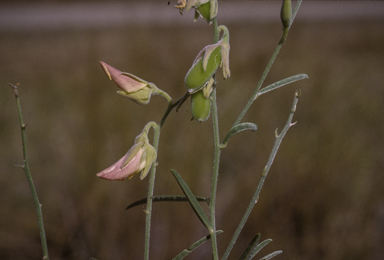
left=247, top=239, right=272, bottom=260
left=171, top=169, right=212, bottom=230
left=257, top=74, right=308, bottom=97
left=239, top=233, right=261, bottom=260
left=259, top=250, right=282, bottom=260
left=173, top=230, right=223, bottom=260
left=126, top=195, right=209, bottom=210
left=222, top=122, right=258, bottom=147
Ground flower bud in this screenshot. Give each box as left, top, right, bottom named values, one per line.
left=97, top=125, right=157, bottom=181
left=185, top=44, right=221, bottom=93
left=194, top=0, right=218, bottom=24
left=184, top=25, right=230, bottom=93
left=281, top=0, right=292, bottom=29
left=99, top=61, right=156, bottom=105
left=175, top=0, right=217, bottom=24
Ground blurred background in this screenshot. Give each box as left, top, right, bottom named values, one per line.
left=1, top=1, right=384, bottom=259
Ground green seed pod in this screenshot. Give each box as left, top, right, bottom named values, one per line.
left=191, top=90, right=211, bottom=122
left=185, top=45, right=221, bottom=93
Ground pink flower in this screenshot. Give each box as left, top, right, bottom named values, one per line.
left=96, top=127, right=157, bottom=181
left=99, top=61, right=155, bottom=105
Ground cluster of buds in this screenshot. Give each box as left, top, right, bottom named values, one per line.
left=184, top=25, right=230, bottom=121
left=97, top=122, right=157, bottom=181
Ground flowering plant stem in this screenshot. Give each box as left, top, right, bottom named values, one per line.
left=208, top=17, right=221, bottom=260
left=144, top=96, right=179, bottom=260
left=233, top=0, right=303, bottom=127
left=8, top=83, right=49, bottom=260
left=209, top=2, right=303, bottom=259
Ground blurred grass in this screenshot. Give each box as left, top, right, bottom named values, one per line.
left=1, top=15, right=384, bottom=260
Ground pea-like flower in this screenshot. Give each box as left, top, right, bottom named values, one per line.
left=99, top=61, right=157, bottom=105
left=185, top=25, right=230, bottom=93
left=96, top=123, right=157, bottom=181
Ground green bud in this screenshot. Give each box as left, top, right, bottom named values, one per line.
left=185, top=45, right=221, bottom=93
left=191, top=90, right=211, bottom=122
left=281, top=0, right=292, bottom=29
left=184, top=25, right=230, bottom=93
left=194, top=0, right=218, bottom=24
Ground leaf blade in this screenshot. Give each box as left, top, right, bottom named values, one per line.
left=239, top=233, right=261, bottom=260
left=259, top=250, right=283, bottom=260
left=257, top=74, right=308, bottom=97
left=171, top=169, right=212, bottom=230
left=126, top=195, right=209, bottom=210
left=222, top=122, right=258, bottom=147
left=172, top=230, right=223, bottom=260
left=246, top=239, right=272, bottom=260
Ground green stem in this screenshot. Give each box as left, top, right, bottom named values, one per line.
left=144, top=96, right=179, bottom=260
left=221, top=90, right=301, bottom=260
left=9, top=83, right=49, bottom=260
left=208, top=17, right=220, bottom=260
left=144, top=124, right=160, bottom=260
left=232, top=0, right=302, bottom=127
left=210, top=88, right=221, bottom=260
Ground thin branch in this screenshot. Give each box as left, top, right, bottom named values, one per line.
left=8, top=82, right=49, bottom=260
left=222, top=90, right=301, bottom=260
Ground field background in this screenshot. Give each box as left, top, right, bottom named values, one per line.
left=1, top=1, right=384, bottom=260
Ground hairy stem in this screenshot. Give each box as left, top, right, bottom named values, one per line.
left=209, top=17, right=221, bottom=260
left=144, top=124, right=160, bottom=260
left=8, top=83, right=49, bottom=260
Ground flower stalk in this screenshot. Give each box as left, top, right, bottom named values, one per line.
left=208, top=17, right=221, bottom=260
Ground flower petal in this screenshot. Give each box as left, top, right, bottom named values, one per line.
left=99, top=61, right=147, bottom=93
left=96, top=148, right=144, bottom=181
left=140, top=143, right=157, bottom=180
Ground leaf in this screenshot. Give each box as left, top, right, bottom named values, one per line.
left=126, top=195, right=209, bottom=210
left=257, top=74, right=308, bottom=97
left=222, top=122, right=258, bottom=147
left=259, top=250, right=282, bottom=260
left=246, top=239, right=272, bottom=260
left=239, top=233, right=261, bottom=260
left=171, top=169, right=212, bottom=230
left=172, top=230, right=223, bottom=260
